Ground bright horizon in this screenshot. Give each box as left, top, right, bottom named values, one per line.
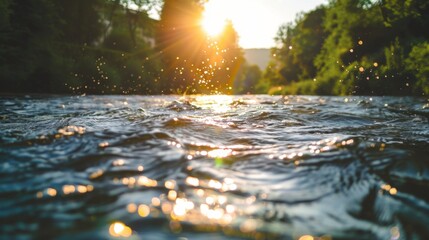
left=201, top=0, right=328, bottom=49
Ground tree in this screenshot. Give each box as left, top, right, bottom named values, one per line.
left=156, top=0, right=244, bottom=94
left=156, top=0, right=207, bottom=93
left=59, top=0, right=104, bottom=45
left=234, top=64, right=262, bottom=94
left=0, top=0, right=163, bottom=94
left=263, top=0, right=429, bottom=95
left=211, top=20, right=244, bottom=94
left=268, top=6, right=327, bottom=88
left=405, top=42, right=429, bottom=95
left=0, top=0, right=65, bottom=93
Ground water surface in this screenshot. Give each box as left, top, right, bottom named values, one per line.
left=0, top=95, right=428, bottom=239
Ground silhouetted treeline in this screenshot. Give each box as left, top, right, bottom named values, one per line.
left=157, top=0, right=244, bottom=94
left=261, top=0, right=429, bottom=96
left=0, top=0, right=251, bottom=94
left=0, top=0, right=164, bottom=94
left=3, top=0, right=425, bottom=96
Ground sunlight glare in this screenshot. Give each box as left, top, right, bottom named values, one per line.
left=201, top=13, right=227, bottom=37
left=195, top=95, right=233, bottom=113
left=201, top=3, right=228, bottom=37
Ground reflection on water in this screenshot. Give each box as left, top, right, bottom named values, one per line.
left=0, top=95, right=428, bottom=239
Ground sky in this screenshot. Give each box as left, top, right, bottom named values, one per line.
left=201, top=0, right=328, bottom=49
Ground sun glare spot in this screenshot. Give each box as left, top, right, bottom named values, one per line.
left=109, top=222, right=132, bottom=238
left=201, top=16, right=226, bottom=37
left=201, top=4, right=228, bottom=37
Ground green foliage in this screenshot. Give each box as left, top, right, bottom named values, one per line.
left=380, top=0, right=429, bottom=39
left=0, top=0, right=162, bottom=94
left=264, top=0, right=429, bottom=96
left=233, top=64, right=262, bottom=94
left=0, top=0, right=10, bottom=29
left=0, top=0, right=65, bottom=93
left=267, top=80, right=316, bottom=95
left=59, top=0, right=104, bottom=45
left=406, top=41, right=429, bottom=95
left=2, top=0, right=428, bottom=95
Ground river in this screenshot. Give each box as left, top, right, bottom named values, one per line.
left=0, top=95, right=428, bottom=239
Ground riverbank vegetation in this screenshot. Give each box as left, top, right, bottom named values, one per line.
left=0, top=0, right=251, bottom=94
left=0, top=0, right=428, bottom=95
left=262, top=0, right=429, bottom=96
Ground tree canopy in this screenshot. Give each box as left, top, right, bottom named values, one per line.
left=262, top=0, right=429, bottom=96
left=1, top=0, right=428, bottom=95
left=0, top=0, right=246, bottom=94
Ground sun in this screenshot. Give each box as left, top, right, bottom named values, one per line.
left=201, top=15, right=226, bottom=37
left=201, top=3, right=228, bottom=37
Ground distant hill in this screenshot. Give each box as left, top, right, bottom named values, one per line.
left=243, top=48, right=271, bottom=70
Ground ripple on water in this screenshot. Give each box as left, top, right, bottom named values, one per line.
left=0, top=95, right=428, bottom=239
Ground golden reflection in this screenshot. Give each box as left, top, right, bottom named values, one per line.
left=389, top=188, right=398, bottom=195
left=196, top=189, right=205, bottom=196
left=47, top=188, right=57, bottom=197
left=89, top=169, right=104, bottom=179
left=172, top=204, right=187, bottom=218
left=122, top=178, right=130, bottom=185
left=218, top=196, right=227, bottom=205
left=194, top=95, right=234, bottom=113
left=118, top=176, right=159, bottom=187
left=99, top=141, right=109, bottom=148
left=162, top=202, right=173, bottom=214
left=138, top=204, right=150, bottom=217
left=41, top=184, right=94, bottom=198
left=165, top=180, right=176, bottom=189
left=112, top=175, right=264, bottom=237
left=272, top=137, right=351, bottom=162
left=152, top=197, right=161, bottom=207
left=239, top=219, right=260, bottom=233
left=62, top=185, right=75, bottom=195
left=36, top=191, right=43, bottom=198
left=87, top=185, right=94, bottom=192
left=57, top=125, right=85, bottom=136
left=127, top=203, right=137, bottom=213
left=167, top=141, right=182, bottom=149
left=208, top=149, right=233, bottom=158
left=224, top=178, right=234, bottom=184
left=381, top=184, right=398, bottom=195
left=391, top=226, right=400, bottom=239
left=109, top=222, right=132, bottom=238
left=226, top=205, right=235, bottom=214
left=381, top=184, right=392, bottom=191
left=200, top=203, right=209, bottom=215
left=168, top=190, right=178, bottom=201
left=113, top=159, right=125, bottom=166
left=137, top=176, right=158, bottom=187
left=186, top=176, right=200, bottom=187
left=299, top=235, right=314, bottom=240
left=77, top=185, right=87, bottom=193
left=208, top=179, right=222, bottom=190
left=205, top=196, right=215, bottom=205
